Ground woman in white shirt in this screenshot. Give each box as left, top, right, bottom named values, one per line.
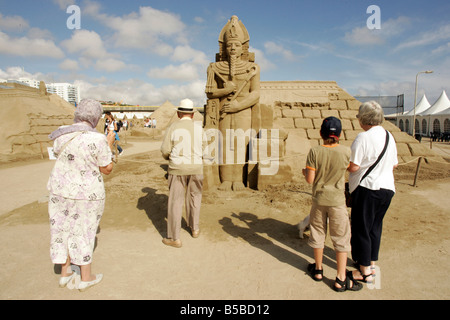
left=347, top=101, right=398, bottom=284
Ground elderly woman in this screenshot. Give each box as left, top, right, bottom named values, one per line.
left=47, top=99, right=114, bottom=291
left=347, top=101, right=398, bottom=284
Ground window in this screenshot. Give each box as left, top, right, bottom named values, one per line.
left=421, top=119, right=427, bottom=134
left=444, top=119, right=450, bottom=133
left=433, top=119, right=441, bottom=133
left=415, top=119, right=420, bottom=133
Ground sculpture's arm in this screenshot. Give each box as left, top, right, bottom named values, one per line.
left=221, top=65, right=260, bottom=114
left=205, top=64, right=236, bottom=99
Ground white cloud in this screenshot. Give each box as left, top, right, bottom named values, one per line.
left=344, top=27, right=384, bottom=46
left=0, top=66, right=48, bottom=82
left=395, top=24, right=450, bottom=52
left=59, top=59, right=79, bottom=71
left=0, top=13, right=29, bottom=32
left=77, top=78, right=206, bottom=107
left=27, top=27, right=55, bottom=40
left=194, top=17, right=204, bottom=23
left=0, top=13, right=63, bottom=59
left=95, top=58, right=126, bottom=72
left=61, top=30, right=109, bottom=59
left=264, top=41, right=297, bottom=61
left=148, top=63, right=199, bottom=82
left=344, top=16, right=410, bottom=46
left=61, top=29, right=128, bottom=72
left=0, top=31, right=64, bottom=58
left=250, top=46, right=275, bottom=72
left=431, top=42, right=450, bottom=55
left=84, top=2, right=186, bottom=55
left=52, top=0, right=76, bottom=10
left=171, top=45, right=209, bottom=66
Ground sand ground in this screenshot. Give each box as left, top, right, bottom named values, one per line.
left=0, top=137, right=449, bottom=300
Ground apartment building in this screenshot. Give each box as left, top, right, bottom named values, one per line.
left=1, top=78, right=80, bottom=105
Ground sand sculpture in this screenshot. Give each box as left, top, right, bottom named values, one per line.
left=204, top=15, right=292, bottom=191
left=0, top=82, right=75, bottom=158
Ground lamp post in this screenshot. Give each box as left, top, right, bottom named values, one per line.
left=413, top=70, right=433, bottom=137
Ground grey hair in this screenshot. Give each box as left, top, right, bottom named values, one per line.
left=357, top=101, right=384, bottom=126
left=74, top=99, right=103, bottom=128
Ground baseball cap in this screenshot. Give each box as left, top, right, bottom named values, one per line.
left=320, top=116, right=342, bottom=140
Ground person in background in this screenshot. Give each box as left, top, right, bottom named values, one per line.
left=347, top=101, right=398, bottom=284
left=303, top=117, right=362, bottom=292
left=160, top=99, right=203, bottom=248
left=47, top=99, right=115, bottom=291
left=105, top=111, right=124, bottom=156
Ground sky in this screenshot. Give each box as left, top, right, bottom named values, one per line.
left=0, top=0, right=449, bottom=111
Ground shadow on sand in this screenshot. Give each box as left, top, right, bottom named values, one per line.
left=219, top=211, right=344, bottom=289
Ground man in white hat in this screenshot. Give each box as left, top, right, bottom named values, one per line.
left=160, top=99, right=203, bottom=247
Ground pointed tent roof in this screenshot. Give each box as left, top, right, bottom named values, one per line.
left=434, top=106, right=450, bottom=116
left=419, top=90, right=450, bottom=116
left=404, top=94, right=431, bottom=116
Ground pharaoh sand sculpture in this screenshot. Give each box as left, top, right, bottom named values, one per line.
left=205, top=15, right=261, bottom=191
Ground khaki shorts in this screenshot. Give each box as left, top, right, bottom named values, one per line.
left=308, top=203, right=351, bottom=252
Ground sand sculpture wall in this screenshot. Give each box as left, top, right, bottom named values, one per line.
left=260, top=80, right=443, bottom=168
left=0, top=82, right=75, bottom=157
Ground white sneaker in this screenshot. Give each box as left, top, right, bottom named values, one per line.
left=119, top=150, right=124, bottom=156
left=59, top=273, right=76, bottom=288
left=78, top=274, right=103, bottom=292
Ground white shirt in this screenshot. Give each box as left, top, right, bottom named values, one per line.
left=349, top=125, right=398, bottom=193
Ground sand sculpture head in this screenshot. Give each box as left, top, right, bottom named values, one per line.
left=217, top=15, right=253, bottom=63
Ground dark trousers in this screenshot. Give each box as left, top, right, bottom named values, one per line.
left=350, top=186, right=394, bottom=266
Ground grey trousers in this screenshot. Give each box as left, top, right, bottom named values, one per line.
left=167, top=174, right=203, bottom=240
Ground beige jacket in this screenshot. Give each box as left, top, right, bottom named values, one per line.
left=161, top=118, right=204, bottom=176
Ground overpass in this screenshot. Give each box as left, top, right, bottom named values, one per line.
left=102, top=105, right=159, bottom=112
left=102, top=105, right=205, bottom=114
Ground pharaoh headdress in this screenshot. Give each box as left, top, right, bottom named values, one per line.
left=216, top=15, right=254, bottom=62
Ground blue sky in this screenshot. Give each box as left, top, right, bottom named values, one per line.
left=0, top=0, right=449, bottom=111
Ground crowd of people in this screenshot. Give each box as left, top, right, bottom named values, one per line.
left=47, top=98, right=397, bottom=293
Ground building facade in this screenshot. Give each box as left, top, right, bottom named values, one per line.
left=1, top=78, right=80, bottom=105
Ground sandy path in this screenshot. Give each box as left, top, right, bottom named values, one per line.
left=0, top=141, right=161, bottom=217
left=0, top=138, right=449, bottom=302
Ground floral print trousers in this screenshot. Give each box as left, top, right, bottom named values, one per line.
left=48, top=194, right=104, bottom=266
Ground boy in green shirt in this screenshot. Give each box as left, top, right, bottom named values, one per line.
left=303, top=117, right=362, bottom=292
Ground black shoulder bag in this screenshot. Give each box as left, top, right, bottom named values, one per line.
left=345, top=130, right=389, bottom=207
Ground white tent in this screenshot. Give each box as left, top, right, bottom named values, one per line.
left=393, top=91, right=450, bottom=136
left=419, top=90, right=450, bottom=116
left=397, top=94, right=431, bottom=134
left=418, top=90, right=450, bottom=135
left=404, top=94, right=431, bottom=116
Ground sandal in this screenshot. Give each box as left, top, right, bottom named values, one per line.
left=351, top=265, right=374, bottom=283
left=307, top=263, right=323, bottom=282
left=333, top=276, right=347, bottom=292
left=354, top=270, right=373, bottom=283
left=345, top=271, right=363, bottom=291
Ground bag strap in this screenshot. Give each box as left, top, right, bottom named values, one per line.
left=55, top=132, right=84, bottom=159
left=360, top=130, right=389, bottom=183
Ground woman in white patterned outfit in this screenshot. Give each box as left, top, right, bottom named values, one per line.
left=47, top=99, right=114, bottom=291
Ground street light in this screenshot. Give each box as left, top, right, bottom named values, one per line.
left=413, top=70, right=433, bottom=138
